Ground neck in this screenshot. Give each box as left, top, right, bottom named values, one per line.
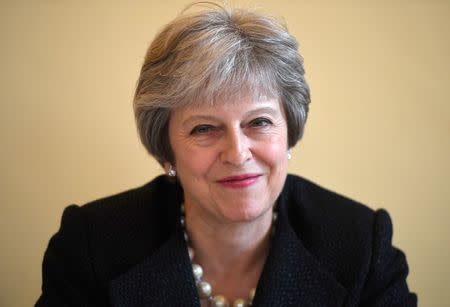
left=184, top=204, right=274, bottom=302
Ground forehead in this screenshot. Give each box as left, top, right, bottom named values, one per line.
left=173, top=95, right=283, bottom=120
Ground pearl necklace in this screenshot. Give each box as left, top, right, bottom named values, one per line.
left=180, top=205, right=277, bottom=307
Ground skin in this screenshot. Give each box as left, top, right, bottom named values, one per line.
left=166, top=94, right=290, bottom=303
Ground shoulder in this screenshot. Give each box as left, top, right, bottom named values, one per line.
left=281, top=174, right=417, bottom=305
left=282, top=174, right=375, bottom=228
left=79, top=175, right=179, bottom=216
left=282, top=174, right=378, bottom=244
left=69, top=175, right=182, bottom=234
left=57, top=175, right=181, bottom=279
left=280, top=175, right=380, bottom=285
left=37, top=176, right=182, bottom=305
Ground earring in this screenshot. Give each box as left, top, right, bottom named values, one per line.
left=287, top=150, right=292, bottom=160
left=168, top=165, right=177, bottom=177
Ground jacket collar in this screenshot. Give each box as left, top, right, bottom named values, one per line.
left=109, top=183, right=347, bottom=306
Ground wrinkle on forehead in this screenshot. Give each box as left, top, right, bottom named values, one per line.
left=186, top=84, right=279, bottom=110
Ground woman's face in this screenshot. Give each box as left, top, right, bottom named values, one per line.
left=167, top=95, right=289, bottom=224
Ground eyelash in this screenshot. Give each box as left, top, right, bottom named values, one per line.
left=249, top=117, right=273, bottom=127
left=190, top=125, right=215, bottom=135
left=190, top=117, right=273, bottom=135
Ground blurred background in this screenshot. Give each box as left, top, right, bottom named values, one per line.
left=1, top=0, right=448, bottom=305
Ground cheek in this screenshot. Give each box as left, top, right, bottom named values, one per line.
left=176, top=146, right=217, bottom=178
left=258, top=136, right=288, bottom=167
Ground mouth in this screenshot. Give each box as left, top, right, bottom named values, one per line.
left=216, top=174, right=262, bottom=189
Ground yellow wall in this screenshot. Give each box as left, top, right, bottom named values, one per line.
left=1, top=0, right=448, bottom=305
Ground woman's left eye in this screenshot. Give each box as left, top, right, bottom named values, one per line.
left=249, top=117, right=273, bottom=127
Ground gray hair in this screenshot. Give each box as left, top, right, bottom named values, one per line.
left=134, top=2, right=310, bottom=165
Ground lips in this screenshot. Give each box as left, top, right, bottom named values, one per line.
left=216, top=174, right=262, bottom=189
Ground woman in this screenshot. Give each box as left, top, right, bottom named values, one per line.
left=36, top=3, right=416, bottom=307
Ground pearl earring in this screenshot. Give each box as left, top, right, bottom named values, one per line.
left=168, top=165, right=177, bottom=177
left=287, top=150, right=292, bottom=160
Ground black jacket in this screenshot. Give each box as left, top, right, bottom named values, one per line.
left=36, top=175, right=417, bottom=306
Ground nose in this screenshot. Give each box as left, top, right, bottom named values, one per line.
left=220, top=128, right=252, bottom=166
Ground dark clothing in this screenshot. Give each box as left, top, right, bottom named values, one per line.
left=36, top=174, right=417, bottom=306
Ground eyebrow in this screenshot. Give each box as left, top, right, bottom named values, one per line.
left=182, top=106, right=279, bottom=127
left=245, top=106, right=278, bottom=118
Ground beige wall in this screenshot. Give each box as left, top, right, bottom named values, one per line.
left=1, top=0, right=448, bottom=305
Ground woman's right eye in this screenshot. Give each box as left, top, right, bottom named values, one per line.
left=190, top=125, right=215, bottom=135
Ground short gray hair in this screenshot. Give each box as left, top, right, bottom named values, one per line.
left=134, top=2, right=310, bottom=165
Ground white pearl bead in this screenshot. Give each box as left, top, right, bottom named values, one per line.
left=192, top=263, right=203, bottom=280
left=212, top=295, right=229, bottom=307
left=188, top=246, right=194, bottom=260
left=249, top=288, right=256, bottom=302
left=233, top=298, right=247, bottom=307
left=183, top=231, right=189, bottom=242
left=197, top=281, right=212, bottom=298
left=180, top=217, right=185, bottom=227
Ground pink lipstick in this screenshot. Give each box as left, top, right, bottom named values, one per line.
left=216, top=174, right=261, bottom=189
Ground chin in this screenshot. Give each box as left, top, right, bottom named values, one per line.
left=221, top=202, right=271, bottom=223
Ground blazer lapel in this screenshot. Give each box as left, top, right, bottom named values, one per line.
left=109, top=224, right=200, bottom=307
left=253, top=199, right=348, bottom=307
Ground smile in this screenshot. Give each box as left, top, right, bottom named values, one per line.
left=216, top=174, right=262, bottom=189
